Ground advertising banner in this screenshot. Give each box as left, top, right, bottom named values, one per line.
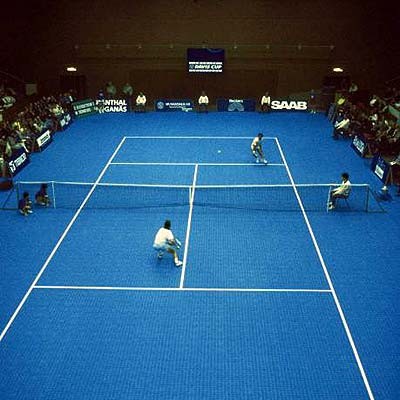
left=72, top=99, right=98, bottom=118
left=371, top=155, right=391, bottom=184
left=96, top=99, right=129, bottom=113
left=187, top=48, right=224, bottom=73
left=270, top=100, right=308, bottom=111
left=351, top=136, right=368, bottom=157
left=59, top=113, right=72, bottom=129
left=36, top=129, right=52, bottom=151
left=7, top=148, right=30, bottom=176
left=217, top=99, right=256, bottom=112
left=155, top=99, right=193, bottom=112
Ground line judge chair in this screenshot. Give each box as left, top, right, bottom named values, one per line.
left=336, top=195, right=351, bottom=210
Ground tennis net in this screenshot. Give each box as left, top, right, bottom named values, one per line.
left=3, top=181, right=384, bottom=212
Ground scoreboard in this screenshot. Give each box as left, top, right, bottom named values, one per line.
left=187, top=48, right=224, bottom=73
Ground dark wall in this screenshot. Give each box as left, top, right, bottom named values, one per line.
left=1, top=0, right=397, bottom=99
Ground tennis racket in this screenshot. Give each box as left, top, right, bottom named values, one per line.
left=175, top=238, right=182, bottom=249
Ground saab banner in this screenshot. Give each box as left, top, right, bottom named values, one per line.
left=155, top=99, right=193, bottom=112
left=7, top=148, right=30, bottom=176
left=217, top=99, right=256, bottom=112
left=72, top=99, right=98, bottom=118
left=270, top=100, right=308, bottom=111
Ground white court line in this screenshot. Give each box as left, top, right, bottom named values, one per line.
left=124, top=136, right=277, bottom=140
left=275, top=137, right=375, bottom=400
left=0, top=137, right=127, bottom=343
left=34, top=285, right=332, bottom=293
left=179, top=164, right=198, bottom=288
left=110, top=162, right=285, bottom=167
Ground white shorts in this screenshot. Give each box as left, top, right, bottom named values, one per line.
left=153, top=243, right=173, bottom=252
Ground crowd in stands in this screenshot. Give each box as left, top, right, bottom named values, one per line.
left=331, top=83, right=400, bottom=157
left=0, top=80, right=17, bottom=112
left=0, top=93, right=73, bottom=178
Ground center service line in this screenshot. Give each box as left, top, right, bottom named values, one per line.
left=179, top=164, right=198, bottom=289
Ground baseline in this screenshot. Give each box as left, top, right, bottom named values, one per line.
left=34, top=285, right=331, bottom=293
left=124, top=135, right=277, bottom=140
left=110, top=162, right=285, bottom=166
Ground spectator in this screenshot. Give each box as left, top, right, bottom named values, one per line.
left=122, top=83, right=133, bottom=97
left=309, top=89, right=317, bottom=114
left=329, top=83, right=400, bottom=157
left=123, top=83, right=134, bottom=111
left=333, top=113, right=350, bottom=139
left=97, top=89, right=105, bottom=113
left=198, top=90, right=209, bottom=113
left=0, top=154, right=7, bottom=177
left=260, top=91, right=271, bottom=112
left=18, top=192, right=33, bottom=216
left=105, top=82, right=117, bottom=99
left=135, top=92, right=147, bottom=112
left=35, top=183, right=51, bottom=206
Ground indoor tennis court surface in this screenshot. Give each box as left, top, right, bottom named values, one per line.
left=1, top=112, right=399, bottom=399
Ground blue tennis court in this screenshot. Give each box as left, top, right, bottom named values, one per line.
left=1, top=112, right=399, bottom=399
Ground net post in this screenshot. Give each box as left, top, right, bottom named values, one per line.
left=16, top=181, right=20, bottom=209
left=51, top=181, right=56, bottom=209
left=326, top=185, right=332, bottom=212
left=365, top=185, right=370, bottom=213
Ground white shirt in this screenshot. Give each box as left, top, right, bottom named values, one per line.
left=198, top=95, right=209, bottom=105
left=154, top=227, right=174, bottom=246
left=136, top=95, right=146, bottom=105
left=335, top=180, right=351, bottom=196
left=251, top=136, right=262, bottom=150
left=261, top=95, right=271, bottom=105
left=390, top=154, right=400, bottom=165
left=335, top=118, right=350, bottom=130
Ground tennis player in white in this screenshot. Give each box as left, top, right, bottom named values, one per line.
left=153, top=220, right=183, bottom=267
left=251, top=133, right=268, bottom=164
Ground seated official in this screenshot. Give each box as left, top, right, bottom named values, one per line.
left=198, top=91, right=209, bottom=112
left=260, top=92, right=271, bottom=112
left=328, top=173, right=351, bottom=210
left=333, top=114, right=350, bottom=139
left=135, top=92, right=147, bottom=112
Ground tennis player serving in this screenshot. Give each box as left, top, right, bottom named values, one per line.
left=153, top=220, right=183, bottom=267
left=251, top=133, right=268, bottom=164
